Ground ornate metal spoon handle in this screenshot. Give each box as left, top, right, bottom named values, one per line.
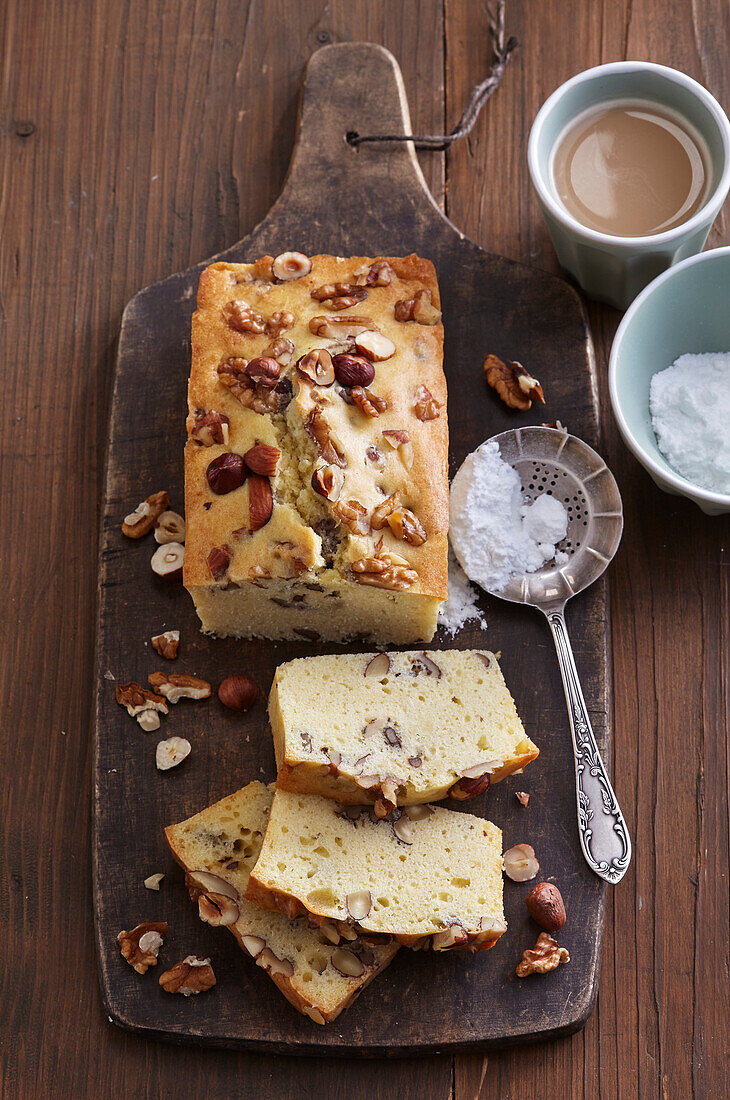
left=546, top=609, right=631, bottom=884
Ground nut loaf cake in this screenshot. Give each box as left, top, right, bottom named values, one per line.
left=245, top=789, right=506, bottom=951
left=270, top=649, right=539, bottom=813
left=183, top=253, right=448, bottom=642
left=165, top=782, right=399, bottom=1024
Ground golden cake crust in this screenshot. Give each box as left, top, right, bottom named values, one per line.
left=183, top=254, right=448, bottom=641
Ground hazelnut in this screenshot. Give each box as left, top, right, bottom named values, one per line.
left=218, top=675, right=259, bottom=711
left=296, top=349, right=335, bottom=387
left=206, top=452, right=247, bottom=495
left=150, top=542, right=184, bottom=580
left=248, top=474, right=273, bottom=531
left=354, top=330, right=396, bottom=362
left=154, top=510, right=186, bottom=544
left=246, top=356, right=281, bottom=386
left=243, top=443, right=280, bottom=477
left=332, top=354, right=375, bottom=388
left=311, top=463, right=344, bottom=502
left=503, top=843, right=540, bottom=882
left=272, top=251, right=312, bottom=281
left=525, top=882, right=566, bottom=932
left=190, top=409, right=230, bottom=446
left=155, top=735, right=191, bottom=771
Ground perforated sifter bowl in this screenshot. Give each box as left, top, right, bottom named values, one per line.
left=454, top=426, right=631, bottom=884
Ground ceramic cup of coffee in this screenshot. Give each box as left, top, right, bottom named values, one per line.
left=528, top=62, right=730, bottom=309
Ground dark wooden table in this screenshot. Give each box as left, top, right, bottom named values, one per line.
left=2, top=2, right=727, bottom=1097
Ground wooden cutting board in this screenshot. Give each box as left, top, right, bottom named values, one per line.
left=94, top=42, right=606, bottom=1056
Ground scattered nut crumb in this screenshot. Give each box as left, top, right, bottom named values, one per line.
left=144, top=873, right=165, bottom=891
left=515, top=932, right=570, bottom=977
left=515, top=791, right=530, bottom=807
left=156, top=736, right=191, bottom=771
left=503, top=843, right=539, bottom=882
left=484, top=353, right=545, bottom=411
left=117, top=922, right=168, bottom=973
left=104, top=670, right=116, bottom=681
left=148, top=672, right=211, bottom=703
left=122, top=491, right=169, bottom=539
left=159, top=956, right=216, bottom=995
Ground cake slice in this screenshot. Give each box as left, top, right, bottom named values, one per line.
left=245, top=789, right=506, bottom=951
left=270, top=649, right=538, bottom=813
left=165, top=782, right=399, bottom=1024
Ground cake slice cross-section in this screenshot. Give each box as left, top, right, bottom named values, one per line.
left=245, top=789, right=507, bottom=952
left=165, top=782, right=399, bottom=1024
left=270, top=648, right=538, bottom=813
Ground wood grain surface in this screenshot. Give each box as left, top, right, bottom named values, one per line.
left=1, top=0, right=727, bottom=1097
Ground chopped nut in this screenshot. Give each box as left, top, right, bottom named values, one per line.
left=351, top=386, right=387, bottom=418
left=311, top=282, right=367, bottom=306
left=242, top=935, right=266, bottom=958
left=351, top=552, right=418, bottom=591
left=364, top=653, right=390, bottom=678
left=413, top=384, right=442, bottom=421
left=117, top=922, right=168, bottom=973
left=122, top=491, right=169, bottom=539
left=483, top=353, right=545, bottom=411
left=331, top=948, right=365, bottom=977
left=264, top=309, right=295, bottom=337
left=308, top=314, right=375, bottom=338
left=246, top=356, right=282, bottom=386
left=353, top=260, right=393, bottom=287
left=243, top=443, right=280, bottom=477
left=207, top=451, right=248, bottom=495
left=116, top=682, right=169, bottom=728
left=345, top=890, right=372, bottom=921
left=526, top=882, right=566, bottom=932
left=144, top=873, right=165, bottom=891
left=248, top=473, right=274, bottom=531
left=217, top=357, right=290, bottom=416
left=223, top=300, right=266, bottom=334
left=148, top=672, right=211, bottom=703
left=503, top=843, right=540, bottom=882
left=381, top=429, right=413, bottom=469
left=151, top=630, right=180, bottom=660
left=403, top=804, right=433, bottom=820
left=261, top=335, right=295, bottom=366
left=207, top=544, right=231, bottom=580
left=354, top=330, right=395, bottom=361
left=326, top=293, right=368, bottom=311
left=155, top=736, right=191, bottom=770
left=332, top=354, right=375, bottom=388
left=154, top=511, right=186, bottom=544
left=387, top=508, right=427, bottom=546
left=333, top=498, right=370, bottom=536
left=191, top=409, right=230, bottom=446
left=392, top=813, right=415, bottom=844
left=296, top=349, right=335, bottom=387
left=218, top=675, right=259, bottom=711
left=515, top=932, right=569, bottom=977
left=311, top=463, right=345, bottom=502
left=304, top=407, right=347, bottom=468
left=256, top=946, right=295, bottom=975
left=159, top=956, right=216, bottom=995
left=198, top=892, right=240, bottom=927
left=449, top=773, right=490, bottom=800
left=150, top=541, right=184, bottom=580
left=394, top=288, right=441, bottom=325
left=272, top=251, right=312, bottom=281
left=516, top=791, right=530, bottom=808
left=370, top=493, right=399, bottom=531
left=432, top=923, right=469, bottom=951
left=412, top=652, right=442, bottom=677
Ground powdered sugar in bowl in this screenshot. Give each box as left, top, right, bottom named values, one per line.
left=610, top=246, right=730, bottom=515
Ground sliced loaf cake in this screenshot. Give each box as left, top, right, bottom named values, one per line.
left=165, top=782, right=399, bottom=1024
left=245, top=789, right=506, bottom=951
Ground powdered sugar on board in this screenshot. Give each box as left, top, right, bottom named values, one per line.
left=438, top=549, right=486, bottom=634
left=449, top=439, right=569, bottom=593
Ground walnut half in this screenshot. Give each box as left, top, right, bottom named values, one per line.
left=117, top=922, right=168, bottom=974
left=484, top=353, right=545, bottom=411
left=515, top=932, right=570, bottom=977
left=159, top=956, right=216, bottom=995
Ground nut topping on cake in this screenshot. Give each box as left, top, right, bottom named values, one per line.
left=122, top=490, right=170, bottom=538
left=311, top=282, right=368, bottom=308
left=387, top=508, right=427, bottom=546
left=117, top=922, right=168, bottom=973
left=264, top=310, right=295, bottom=336
left=246, top=356, right=282, bottom=386
left=151, top=630, right=180, bottom=659
left=351, top=386, right=387, bottom=418
left=261, top=335, right=295, bottom=366
left=217, top=358, right=290, bottom=415
left=308, top=314, right=376, bottom=338
left=381, top=429, right=414, bottom=468
left=394, top=288, right=441, bottom=325
left=413, top=384, right=442, bottom=421
left=206, top=452, right=247, bottom=495
left=223, top=300, right=266, bottom=334
left=305, top=407, right=347, bottom=468
left=311, top=463, right=345, bottom=501
left=370, top=493, right=399, bottom=530
left=272, top=251, right=312, bottom=281
left=243, top=443, right=280, bottom=477
left=207, top=544, right=231, bottom=580
left=355, top=330, right=396, bottom=362
left=332, top=498, right=369, bottom=536
left=218, top=675, right=259, bottom=711
left=191, top=409, right=230, bottom=446
left=332, top=354, right=375, bottom=387
left=159, top=956, right=216, bottom=994
left=351, top=552, right=418, bottom=590
left=248, top=473, right=274, bottom=531
left=154, top=510, right=186, bottom=544
left=297, top=349, right=335, bottom=387
left=515, top=933, right=569, bottom=977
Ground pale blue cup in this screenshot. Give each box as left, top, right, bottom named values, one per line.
left=609, top=247, right=730, bottom=515
left=528, top=62, right=730, bottom=310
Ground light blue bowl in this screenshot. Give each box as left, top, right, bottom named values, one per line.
left=609, top=247, right=730, bottom=515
